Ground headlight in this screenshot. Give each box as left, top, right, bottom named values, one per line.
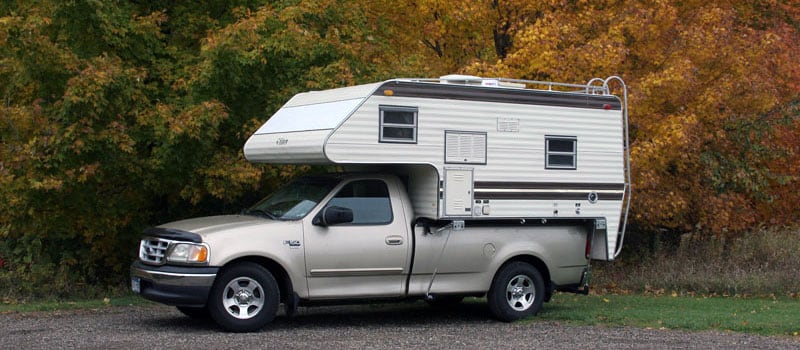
left=166, top=243, right=209, bottom=265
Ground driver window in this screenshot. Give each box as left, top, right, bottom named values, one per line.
left=327, top=179, right=393, bottom=225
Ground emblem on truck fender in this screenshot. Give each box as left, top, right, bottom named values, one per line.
left=276, top=137, right=288, bottom=145
left=283, top=240, right=301, bottom=248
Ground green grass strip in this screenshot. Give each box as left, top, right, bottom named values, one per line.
left=0, top=294, right=150, bottom=313
left=537, top=293, right=800, bottom=337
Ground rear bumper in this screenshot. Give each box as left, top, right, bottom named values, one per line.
left=130, top=261, right=218, bottom=307
left=553, top=267, right=591, bottom=295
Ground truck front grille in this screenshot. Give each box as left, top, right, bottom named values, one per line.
left=139, top=237, right=171, bottom=265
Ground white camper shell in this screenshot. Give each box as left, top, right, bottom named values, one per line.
left=244, top=75, right=631, bottom=260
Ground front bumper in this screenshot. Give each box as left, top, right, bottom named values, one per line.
left=130, top=260, right=219, bottom=307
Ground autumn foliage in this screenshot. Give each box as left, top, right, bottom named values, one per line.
left=1, top=0, right=798, bottom=297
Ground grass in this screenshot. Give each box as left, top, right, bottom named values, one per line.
left=0, top=294, right=150, bottom=313
left=536, top=293, right=800, bottom=338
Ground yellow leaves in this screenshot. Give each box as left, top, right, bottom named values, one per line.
left=28, top=177, right=63, bottom=191
left=105, top=121, right=135, bottom=154
left=64, top=163, right=100, bottom=183
left=181, top=152, right=263, bottom=204
left=62, top=55, right=144, bottom=120
left=168, top=101, right=228, bottom=141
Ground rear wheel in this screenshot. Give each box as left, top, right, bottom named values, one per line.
left=487, top=262, right=545, bottom=322
left=207, top=262, right=279, bottom=332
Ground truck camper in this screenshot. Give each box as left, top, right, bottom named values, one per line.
left=132, top=75, right=631, bottom=332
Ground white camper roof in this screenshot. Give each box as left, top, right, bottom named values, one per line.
left=253, top=83, right=381, bottom=135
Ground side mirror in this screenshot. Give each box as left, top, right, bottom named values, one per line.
left=313, top=206, right=354, bottom=226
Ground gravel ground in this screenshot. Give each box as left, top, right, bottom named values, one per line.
left=1, top=302, right=798, bottom=349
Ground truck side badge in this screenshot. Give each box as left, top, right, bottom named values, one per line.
left=283, top=240, right=301, bottom=248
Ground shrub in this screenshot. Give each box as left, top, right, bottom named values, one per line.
left=594, top=227, right=800, bottom=296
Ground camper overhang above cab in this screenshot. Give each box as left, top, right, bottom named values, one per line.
left=243, top=82, right=381, bottom=164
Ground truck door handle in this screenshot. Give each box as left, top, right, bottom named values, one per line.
left=385, top=235, right=404, bottom=245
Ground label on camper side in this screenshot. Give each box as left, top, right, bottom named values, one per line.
left=497, top=118, right=520, bottom=132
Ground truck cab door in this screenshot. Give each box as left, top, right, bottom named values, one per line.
left=303, top=178, right=411, bottom=299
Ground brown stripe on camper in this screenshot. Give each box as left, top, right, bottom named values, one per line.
left=473, top=182, right=625, bottom=201
left=376, top=81, right=623, bottom=110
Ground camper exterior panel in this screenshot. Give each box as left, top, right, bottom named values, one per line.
left=406, top=165, right=440, bottom=219
left=326, top=95, right=623, bottom=183
left=475, top=199, right=622, bottom=257
left=243, top=129, right=331, bottom=164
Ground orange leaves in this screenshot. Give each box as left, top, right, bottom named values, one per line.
left=390, top=1, right=800, bottom=236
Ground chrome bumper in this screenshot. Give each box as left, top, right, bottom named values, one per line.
left=130, top=261, right=219, bottom=307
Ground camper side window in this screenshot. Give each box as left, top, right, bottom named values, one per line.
left=545, top=136, right=577, bottom=170
left=379, top=106, right=418, bottom=143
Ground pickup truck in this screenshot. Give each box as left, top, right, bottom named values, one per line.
left=131, top=173, right=594, bottom=332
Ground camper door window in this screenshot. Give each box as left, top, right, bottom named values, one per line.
left=379, top=106, right=418, bottom=143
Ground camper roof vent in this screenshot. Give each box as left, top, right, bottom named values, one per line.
left=438, top=75, right=527, bottom=89
left=439, top=75, right=483, bottom=85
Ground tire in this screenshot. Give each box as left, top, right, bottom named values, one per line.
left=176, top=306, right=210, bottom=319
left=487, top=261, right=545, bottom=322
left=207, top=262, right=280, bottom=332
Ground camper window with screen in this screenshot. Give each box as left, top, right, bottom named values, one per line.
left=545, top=136, right=577, bottom=169
left=379, top=106, right=418, bottom=143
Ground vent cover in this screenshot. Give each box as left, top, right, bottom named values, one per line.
left=445, top=131, right=487, bottom=164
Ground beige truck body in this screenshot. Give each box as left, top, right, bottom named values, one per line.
left=133, top=174, right=591, bottom=300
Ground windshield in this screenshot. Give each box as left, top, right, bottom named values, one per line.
left=244, top=176, right=339, bottom=220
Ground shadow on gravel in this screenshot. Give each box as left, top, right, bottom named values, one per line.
left=143, top=301, right=497, bottom=332
left=272, top=301, right=494, bottom=330
left=146, top=314, right=219, bottom=333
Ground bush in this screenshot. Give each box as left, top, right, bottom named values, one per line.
left=594, top=227, right=800, bottom=296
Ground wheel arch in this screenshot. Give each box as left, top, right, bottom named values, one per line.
left=221, top=256, right=294, bottom=304
left=493, top=255, right=553, bottom=301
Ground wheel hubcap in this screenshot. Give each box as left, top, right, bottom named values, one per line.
left=505, top=274, right=535, bottom=311
left=222, top=277, right=265, bottom=319
left=234, top=289, right=254, bottom=304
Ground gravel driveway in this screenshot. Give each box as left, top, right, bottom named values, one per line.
left=1, top=302, right=797, bottom=349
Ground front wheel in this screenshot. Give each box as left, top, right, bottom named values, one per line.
left=207, top=262, right=280, bottom=332
left=487, top=262, right=545, bottom=322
